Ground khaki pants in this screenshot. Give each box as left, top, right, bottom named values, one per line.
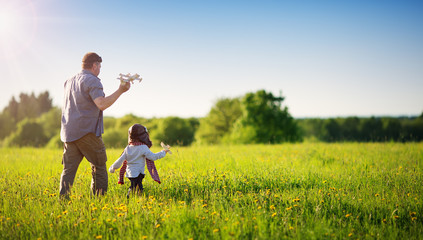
left=60, top=133, right=108, bottom=196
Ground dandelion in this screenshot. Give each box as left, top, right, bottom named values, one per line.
left=184, top=189, right=188, bottom=192
left=394, top=215, right=399, bottom=219
left=345, top=214, right=351, bottom=218
left=286, top=207, right=292, bottom=211
left=202, top=204, right=207, bottom=208
left=95, top=235, right=102, bottom=239
left=271, top=213, right=277, bottom=217
left=117, top=213, right=125, bottom=217
left=156, top=224, right=160, bottom=228
left=142, top=236, right=147, bottom=239
left=375, top=194, right=380, bottom=197
left=289, top=226, right=294, bottom=230
left=213, top=228, right=219, bottom=233
left=348, top=233, right=353, bottom=237
left=270, top=205, right=275, bottom=210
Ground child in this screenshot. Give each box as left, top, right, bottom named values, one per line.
left=109, top=124, right=170, bottom=198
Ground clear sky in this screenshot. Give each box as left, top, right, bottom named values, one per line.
left=1, top=0, right=422, bottom=118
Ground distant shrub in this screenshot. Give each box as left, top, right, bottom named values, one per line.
left=4, top=119, right=48, bottom=147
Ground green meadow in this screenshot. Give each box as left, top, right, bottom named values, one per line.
left=0, top=143, right=422, bottom=239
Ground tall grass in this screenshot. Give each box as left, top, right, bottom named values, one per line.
left=0, top=143, right=422, bottom=239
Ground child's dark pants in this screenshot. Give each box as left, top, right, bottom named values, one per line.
left=127, top=173, right=145, bottom=197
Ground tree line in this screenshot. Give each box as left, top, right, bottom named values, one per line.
left=0, top=90, right=422, bottom=148
left=297, top=116, right=423, bottom=142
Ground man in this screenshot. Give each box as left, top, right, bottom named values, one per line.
left=60, top=52, right=131, bottom=197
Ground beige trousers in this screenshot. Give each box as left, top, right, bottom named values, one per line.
left=60, top=133, right=108, bottom=196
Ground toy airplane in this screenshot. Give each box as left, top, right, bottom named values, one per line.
left=117, top=73, right=143, bottom=85
left=161, top=142, right=172, bottom=154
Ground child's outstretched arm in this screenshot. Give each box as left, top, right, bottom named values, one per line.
left=143, top=146, right=167, bottom=161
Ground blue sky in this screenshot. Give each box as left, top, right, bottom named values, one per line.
left=0, top=0, right=422, bottom=118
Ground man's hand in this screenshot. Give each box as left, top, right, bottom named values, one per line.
left=118, top=81, right=131, bottom=93
left=94, top=82, right=131, bottom=111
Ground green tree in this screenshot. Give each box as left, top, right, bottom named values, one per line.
left=322, top=119, right=342, bottom=142
left=4, top=119, right=48, bottom=147
left=360, top=117, right=383, bottom=141
left=102, top=129, right=128, bottom=148
left=38, top=107, right=61, bottom=139
left=3, top=97, right=19, bottom=122
left=341, top=117, right=360, bottom=141
left=37, top=91, right=53, bottom=114
left=3, top=91, right=53, bottom=123
left=0, top=112, right=15, bottom=139
left=228, top=90, right=301, bottom=144
left=383, top=118, right=401, bottom=141
left=151, top=117, right=195, bottom=146
left=195, top=98, right=242, bottom=144
left=115, top=114, right=148, bottom=131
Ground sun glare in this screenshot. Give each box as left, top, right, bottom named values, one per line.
left=0, top=0, right=37, bottom=57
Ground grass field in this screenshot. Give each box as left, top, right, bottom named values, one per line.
left=0, top=143, right=422, bottom=239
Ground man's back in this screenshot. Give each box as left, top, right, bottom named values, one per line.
left=61, top=70, right=105, bottom=142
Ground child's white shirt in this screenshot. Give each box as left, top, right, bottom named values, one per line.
left=109, top=145, right=166, bottom=178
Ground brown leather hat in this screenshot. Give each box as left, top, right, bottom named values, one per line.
left=128, top=124, right=152, bottom=147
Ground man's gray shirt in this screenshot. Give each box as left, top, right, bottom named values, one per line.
left=61, top=70, right=105, bottom=142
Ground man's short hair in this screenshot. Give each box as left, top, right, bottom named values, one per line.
left=82, top=52, right=102, bottom=69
